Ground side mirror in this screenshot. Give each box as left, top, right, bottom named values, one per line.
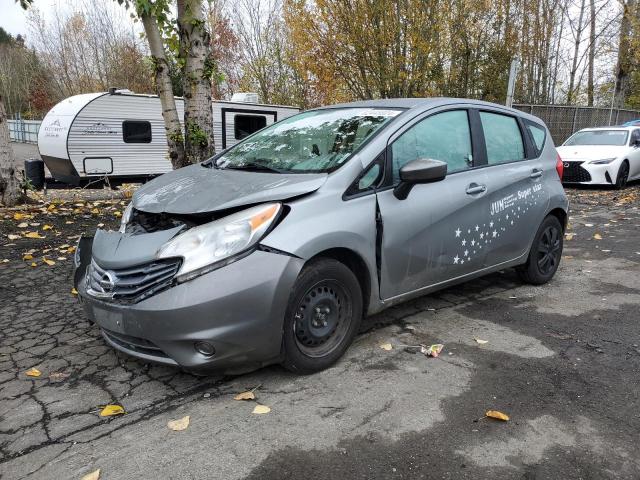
left=393, top=158, right=448, bottom=200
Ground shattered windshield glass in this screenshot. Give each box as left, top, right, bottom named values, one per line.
left=215, top=108, right=401, bottom=173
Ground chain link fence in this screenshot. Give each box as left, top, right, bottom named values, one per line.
left=8, top=117, right=41, bottom=144
left=513, top=104, right=640, bottom=144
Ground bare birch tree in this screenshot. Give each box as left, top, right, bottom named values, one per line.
left=177, top=0, right=215, bottom=162
left=135, top=1, right=187, bottom=168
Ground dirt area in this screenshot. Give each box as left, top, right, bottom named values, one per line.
left=0, top=183, right=639, bottom=479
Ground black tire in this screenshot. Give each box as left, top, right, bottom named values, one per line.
left=517, top=215, right=563, bottom=285
left=614, top=161, right=629, bottom=190
left=281, top=258, right=363, bottom=374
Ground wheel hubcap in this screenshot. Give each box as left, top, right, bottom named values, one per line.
left=293, top=281, right=351, bottom=357
left=537, top=226, right=561, bottom=275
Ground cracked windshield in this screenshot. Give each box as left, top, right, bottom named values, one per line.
left=216, top=108, right=401, bottom=173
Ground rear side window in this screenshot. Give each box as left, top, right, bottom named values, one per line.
left=525, top=121, right=546, bottom=154
left=123, top=121, right=152, bottom=143
left=235, top=114, right=267, bottom=140
left=480, top=112, right=525, bottom=165
left=391, top=110, right=473, bottom=183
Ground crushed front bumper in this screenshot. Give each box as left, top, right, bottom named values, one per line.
left=77, top=250, right=304, bottom=372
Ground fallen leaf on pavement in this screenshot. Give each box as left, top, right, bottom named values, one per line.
left=30, top=262, right=37, bottom=267
left=81, top=469, right=100, bottom=480
left=99, top=404, right=125, bottom=417
left=252, top=404, right=271, bottom=414
left=71, top=288, right=78, bottom=295
left=474, top=338, right=489, bottom=344
left=584, top=223, right=594, bottom=227
left=7, top=234, right=20, bottom=240
left=421, top=344, right=444, bottom=357
left=593, top=233, right=602, bottom=240
left=13, top=213, right=28, bottom=220
left=25, top=367, right=41, bottom=377
left=22, top=254, right=33, bottom=260
left=17, top=222, right=28, bottom=228
left=42, top=258, right=56, bottom=266
left=24, top=232, right=45, bottom=239
left=234, top=391, right=256, bottom=401
left=380, top=343, right=393, bottom=351
left=565, top=233, right=574, bottom=240
left=167, top=415, right=190, bottom=431
left=42, top=224, right=53, bottom=231
left=485, top=410, right=510, bottom=421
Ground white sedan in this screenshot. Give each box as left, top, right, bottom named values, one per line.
left=557, top=126, right=640, bottom=189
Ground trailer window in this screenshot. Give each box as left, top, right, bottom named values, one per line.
left=123, top=121, right=152, bottom=143
left=235, top=114, right=267, bottom=140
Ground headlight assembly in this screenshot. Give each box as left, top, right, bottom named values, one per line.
left=589, top=158, right=616, bottom=165
left=156, top=203, right=281, bottom=282
left=119, top=203, right=134, bottom=233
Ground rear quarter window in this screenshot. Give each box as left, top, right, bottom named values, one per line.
left=525, top=121, right=546, bottom=155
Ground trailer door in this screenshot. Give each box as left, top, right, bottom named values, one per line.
left=221, top=109, right=277, bottom=149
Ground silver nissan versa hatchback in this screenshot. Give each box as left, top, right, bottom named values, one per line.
left=75, top=98, right=568, bottom=374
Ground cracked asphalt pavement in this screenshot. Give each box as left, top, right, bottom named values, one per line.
left=1, top=185, right=639, bottom=479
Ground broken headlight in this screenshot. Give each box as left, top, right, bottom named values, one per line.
left=156, top=203, right=281, bottom=282
left=119, top=203, right=134, bottom=233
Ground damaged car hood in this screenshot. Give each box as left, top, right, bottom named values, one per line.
left=133, top=163, right=328, bottom=214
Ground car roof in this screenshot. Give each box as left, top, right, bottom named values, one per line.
left=577, top=126, right=637, bottom=132
left=311, top=97, right=533, bottom=117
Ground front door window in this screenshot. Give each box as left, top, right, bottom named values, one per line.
left=391, top=110, right=473, bottom=183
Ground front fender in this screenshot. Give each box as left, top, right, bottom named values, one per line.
left=261, top=191, right=381, bottom=313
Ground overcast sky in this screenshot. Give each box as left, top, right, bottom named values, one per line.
left=0, top=0, right=54, bottom=37
left=0, top=0, right=140, bottom=42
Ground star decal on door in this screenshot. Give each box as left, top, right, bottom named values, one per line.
left=449, top=185, right=545, bottom=266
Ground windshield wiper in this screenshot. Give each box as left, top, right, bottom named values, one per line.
left=224, top=161, right=284, bottom=173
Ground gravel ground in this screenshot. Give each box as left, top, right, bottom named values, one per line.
left=0, top=183, right=638, bottom=480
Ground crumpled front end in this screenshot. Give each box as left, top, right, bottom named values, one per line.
left=75, top=213, right=304, bottom=372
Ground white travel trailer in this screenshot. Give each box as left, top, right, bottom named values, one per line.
left=37, top=90, right=300, bottom=186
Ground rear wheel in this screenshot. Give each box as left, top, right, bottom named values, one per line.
left=282, top=258, right=362, bottom=374
left=517, top=215, right=563, bottom=285
left=614, top=161, right=629, bottom=190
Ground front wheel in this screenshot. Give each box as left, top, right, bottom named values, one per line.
left=281, top=258, right=363, bottom=374
left=517, top=215, right=563, bottom=285
left=614, top=161, right=629, bottom=190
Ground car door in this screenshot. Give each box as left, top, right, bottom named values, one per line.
left=479, top=112, right=550, bottom=267
left=376, top=108, right=492, bottom=300
left=628, top=129, right=640, bottom=179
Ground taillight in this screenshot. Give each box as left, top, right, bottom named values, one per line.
left=556, top=153, right=564, bottom=180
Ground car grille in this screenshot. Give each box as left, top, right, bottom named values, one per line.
left=86, top=258, right=181, bottom=303
left=562, top=161, right=592, bottom=183
left=102, top=329, right=174, bottom=362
